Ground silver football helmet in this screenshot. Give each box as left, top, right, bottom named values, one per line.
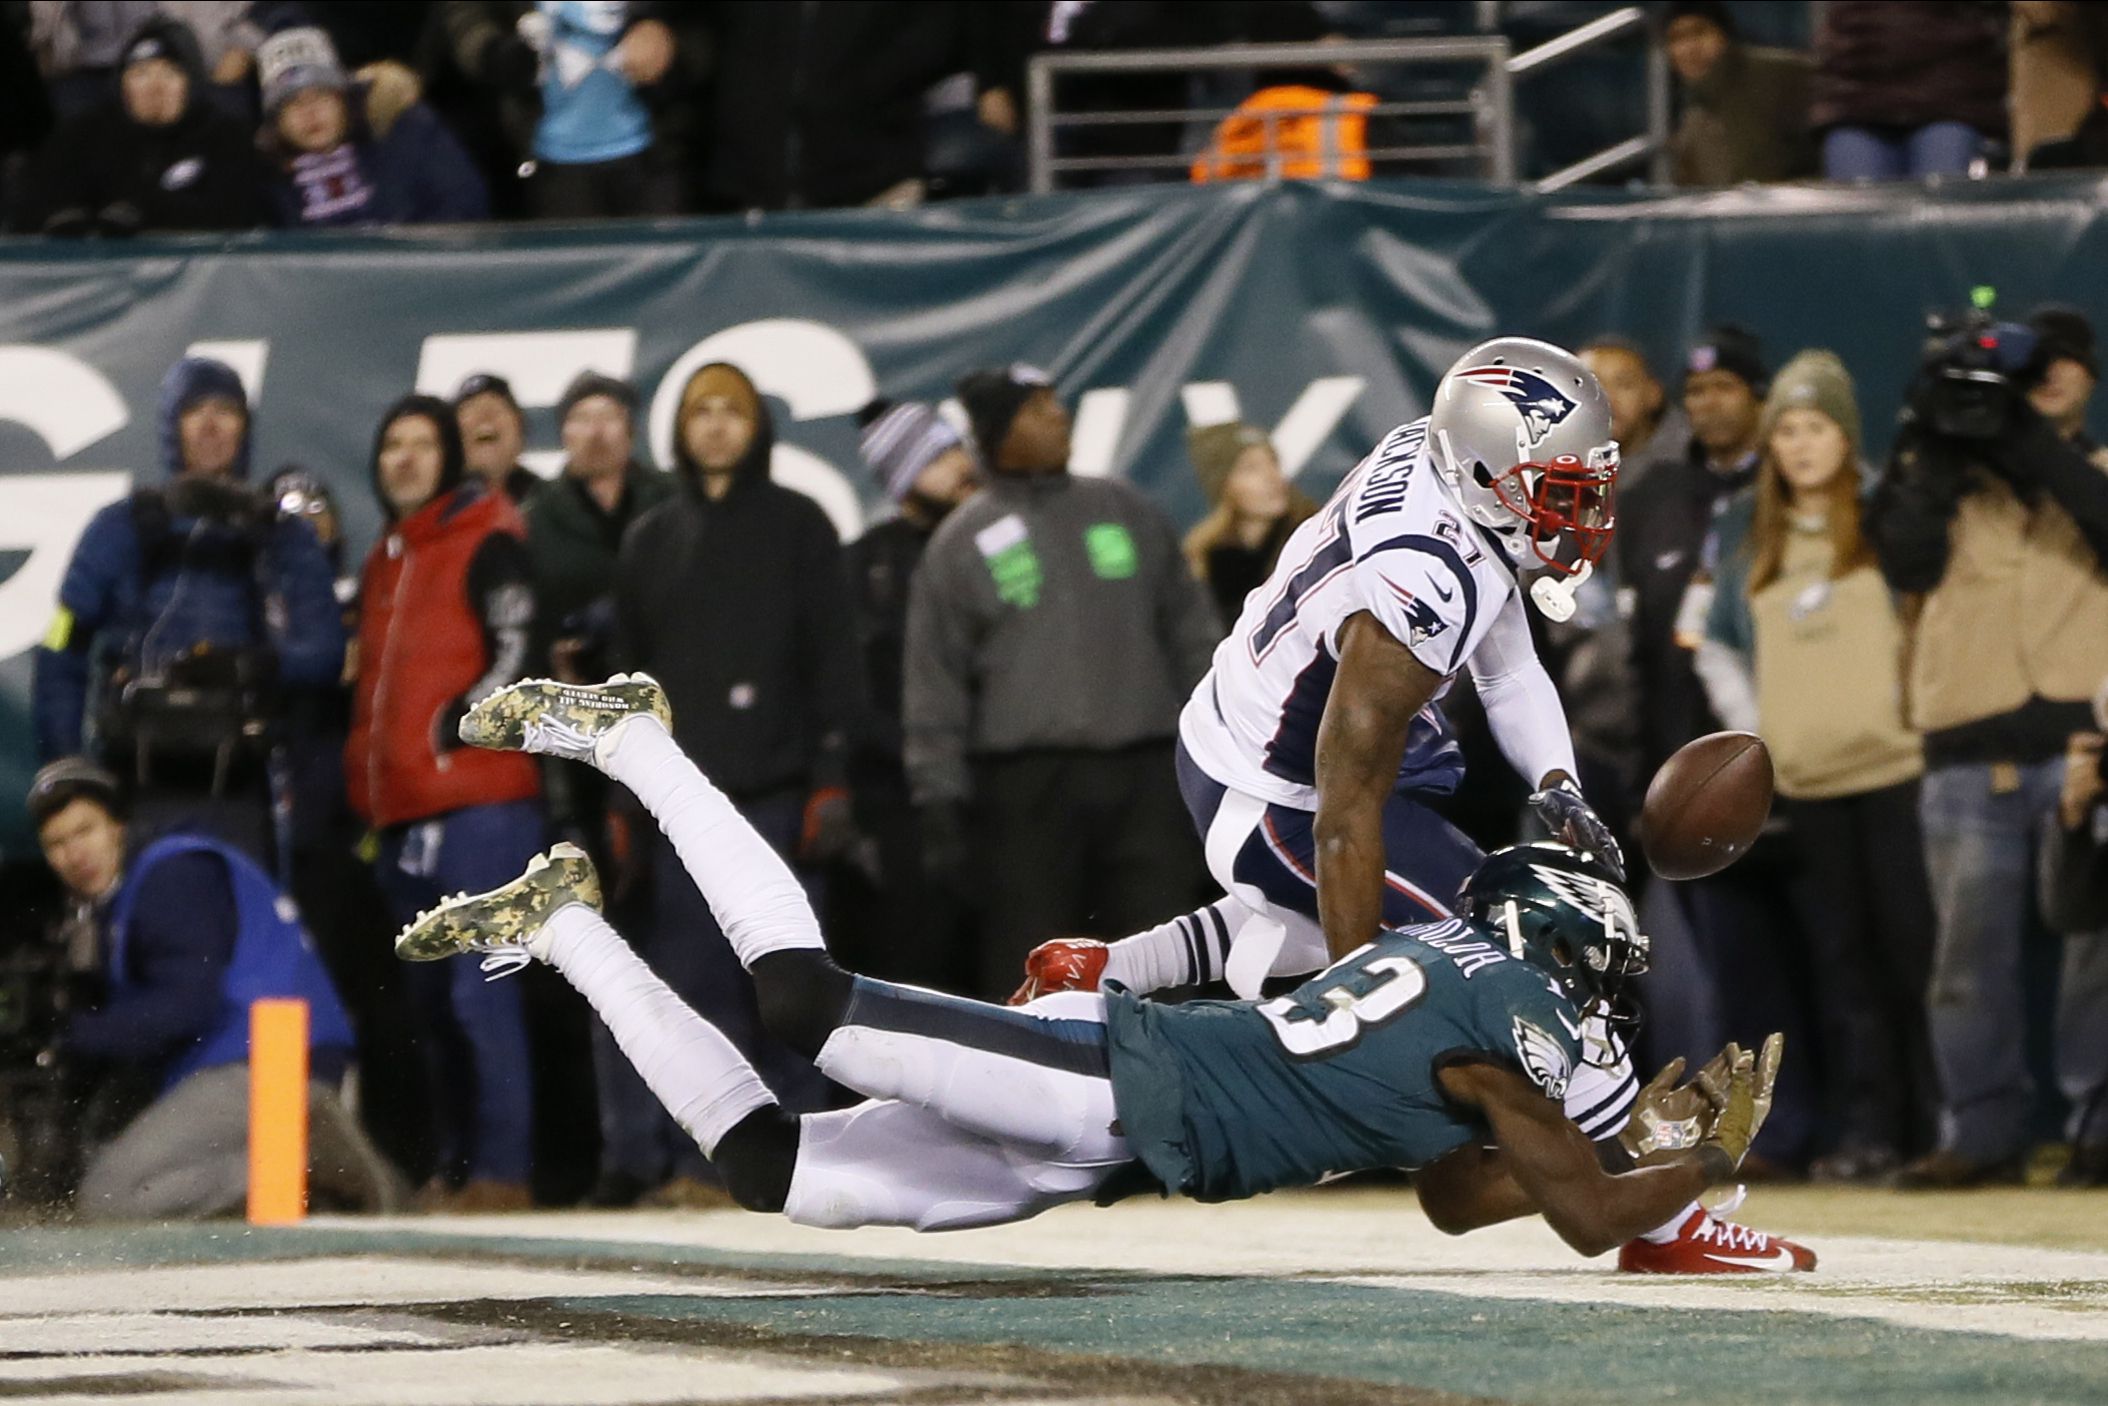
left=1426, top=337, right=1620, bottom=576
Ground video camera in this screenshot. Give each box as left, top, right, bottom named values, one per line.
left=1910, top=292, right=2040, bottom=442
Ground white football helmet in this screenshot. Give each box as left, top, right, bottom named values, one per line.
left=1426, top=337, right=1620, bottom=576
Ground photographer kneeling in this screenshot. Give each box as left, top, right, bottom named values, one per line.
left=1871, top=304, right=2108, bottom=1188
left=28, top=759, right=401, bottom=1219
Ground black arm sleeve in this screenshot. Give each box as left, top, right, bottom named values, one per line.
left=451, top=532, right=537, bottom=740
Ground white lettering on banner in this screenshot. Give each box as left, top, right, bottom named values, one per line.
left=1170, top=377, right=1366, bottom=480
left=0, top=351, right=133, bottom=661
left=0, top=473, right=132, bottom=660
left=1068, top=388, right=1130, bottom=478
left=186, top=341, right=270, bottom=400
left=416, top=330, right=641, bottom=482
left=0, top=348, right=130, bottom=459
left=647, top=319, right=873, bottom=542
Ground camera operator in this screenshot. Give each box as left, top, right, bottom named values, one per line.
left=1870, top=303, right=2108, bottom=1189
left=25, top=758, right=401, bottom=1219
left=31, top=356, right=345, bottom=868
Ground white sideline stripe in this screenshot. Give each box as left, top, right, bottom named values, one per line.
left=0, top=1344, right=908, bottom=1406
left=1325, top=1265, right=2108, bottom=1345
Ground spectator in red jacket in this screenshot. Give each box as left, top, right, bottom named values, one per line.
left=344, top=394, right=543, bottom=1211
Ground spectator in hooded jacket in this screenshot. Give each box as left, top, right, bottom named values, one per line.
left=1811, top=1, right=2007, bottom=181
left=258, top=25, right=488, bottom=228
left=602, top=361, right=857, bottom=1204
left=1662, top=0, right=1815, bottom=188
left=32, top=355, right=343, bottom=863
left=344, top=395, right=542, bottom=1212
left=454, top=373, right=542, bottom=505
left=1694, top=351, right=1936, bottom=1182
left=1179, top=421, right=1317, bottom=630
left=12, top=15, right=264, bottom=235
left=29, top=1, right=263, bottom=120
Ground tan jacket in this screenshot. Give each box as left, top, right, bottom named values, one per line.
left=1909, top=455, right=2108, bottom=734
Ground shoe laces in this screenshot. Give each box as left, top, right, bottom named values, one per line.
left=1695, top=1214, right=1768, bottom=1254
left=479, top=944, right=532, bottom=981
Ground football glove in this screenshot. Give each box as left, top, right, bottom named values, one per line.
left=1526, top=782, right=1626, bottom=881
left=1695, top=1032, right=1783, bottom=1177
left=1008, top=938, right=1108, bottom=1006
left=1619, top=1056, right=1717, bottom=1165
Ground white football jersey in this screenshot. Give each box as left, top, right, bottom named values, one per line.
left=1179, top=417, right=1529, bottom=810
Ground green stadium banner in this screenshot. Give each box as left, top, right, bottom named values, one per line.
left=2, top=176, right=2105, bottom=851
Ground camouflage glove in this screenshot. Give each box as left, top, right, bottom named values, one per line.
left=1694, top=1033, right=1783, bottom=1179
left=1619, top=1057, right=1717, bottom=1165
left=1008, top=938, right=1109, bottom=1006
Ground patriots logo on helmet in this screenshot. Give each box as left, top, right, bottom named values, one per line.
left=1456, top=366, right=1578, bottom=447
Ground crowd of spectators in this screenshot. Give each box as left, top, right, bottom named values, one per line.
left=2, top=2, right=2107, bottom=239
left=10, top=296, right=2106, bottom=1215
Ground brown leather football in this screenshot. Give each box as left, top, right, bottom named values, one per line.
left=1636, top=731, right=1774, bottom=881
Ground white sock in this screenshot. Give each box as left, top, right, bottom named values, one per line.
left=1101, top=900, right=1241, bottom=993
left=541, top=903, right=775, bottom=1155
left=1641, top=1199, right=1704, bottom=1243
left=600, top=717, right=823, bottom=967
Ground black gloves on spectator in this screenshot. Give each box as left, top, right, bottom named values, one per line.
left=1527, top=782, right=1626, bottom=882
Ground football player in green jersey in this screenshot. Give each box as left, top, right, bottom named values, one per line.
left=397, top=675, right=1779, bottom=1253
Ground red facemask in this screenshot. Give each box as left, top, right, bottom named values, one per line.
left=1486, top=447, right=1619, bottom=576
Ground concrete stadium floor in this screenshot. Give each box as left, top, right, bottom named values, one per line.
left=3, top=1185, right=2106, bottom=1405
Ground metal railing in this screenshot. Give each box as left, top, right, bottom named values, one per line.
left=1024, top=8, right=1667, bottom=195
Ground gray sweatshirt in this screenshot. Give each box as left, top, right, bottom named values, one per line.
left=903, top=472, right=1220, bottom=804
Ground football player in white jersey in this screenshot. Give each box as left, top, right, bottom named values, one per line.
left=1014, top=338, right=1814, bottom=1272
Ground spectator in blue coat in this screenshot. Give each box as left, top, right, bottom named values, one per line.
left=258, top=26, right=488, bottom=228
left=31, top=355, right=344, bottom=863
left=29, top=757, right=402, bottom=1220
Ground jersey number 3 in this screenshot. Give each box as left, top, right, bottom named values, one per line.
left=1257, top=953, right=1428, bottom=1058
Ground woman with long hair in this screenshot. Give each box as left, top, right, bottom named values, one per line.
left=1181, top=422, right=1319, bottom=627
left=1694, top=350, right=1938, bottom=1182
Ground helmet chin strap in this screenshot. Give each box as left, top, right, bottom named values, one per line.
left=1530, top=558, right=1592, bottom=623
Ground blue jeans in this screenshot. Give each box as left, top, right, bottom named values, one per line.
left=1920, top=761, right=2108, bottom=1160
left=376, top=800, right=545, bottom=1185
left=592, top=791, right=833, bottom=1185
left=1822, top=122, right=1980, bottom=180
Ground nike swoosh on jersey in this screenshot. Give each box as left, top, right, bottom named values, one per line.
left=1431, top=577, right=1455, bottom=602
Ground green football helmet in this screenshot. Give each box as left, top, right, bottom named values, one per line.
left=1457, top=841, right=1649, bottom=1029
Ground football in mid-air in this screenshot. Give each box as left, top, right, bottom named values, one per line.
left=1636, top=731, right=1774, bottom=881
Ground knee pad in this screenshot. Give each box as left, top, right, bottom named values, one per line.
left=751, top=949, right=853, bottom=1056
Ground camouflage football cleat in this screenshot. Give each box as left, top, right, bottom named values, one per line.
left=394, top=843, right=603, bottom=978
left=459, top=673, right=671, bottom=765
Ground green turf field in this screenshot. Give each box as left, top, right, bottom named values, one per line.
left=4, top=1188, right=2105, bottom=1405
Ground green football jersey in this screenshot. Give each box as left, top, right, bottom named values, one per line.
left=1103, top=917, right=1585, bottom=1203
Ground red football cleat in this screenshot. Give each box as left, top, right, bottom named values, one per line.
left=1617, top=1207, right=1817, bottom=1274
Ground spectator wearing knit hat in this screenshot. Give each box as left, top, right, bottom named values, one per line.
left=1662, top=0, right=1815, bottom=187
left=903, top=365, right=1218, bottom=998
left=344, top=394, right=543, bottom=1212
left=832, top=401, right=980, bottom=989
left=1694, top=350, right=1936, bottom=1182
left=600, top=360, right=858, bottom=1204
left=11, top=14, right=264, bottom=236
left=258, top=25, right=488, bottom=228
left=454, top=373, right=543, bottom=505
left=1179, top=421, right=1317, bottom=629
